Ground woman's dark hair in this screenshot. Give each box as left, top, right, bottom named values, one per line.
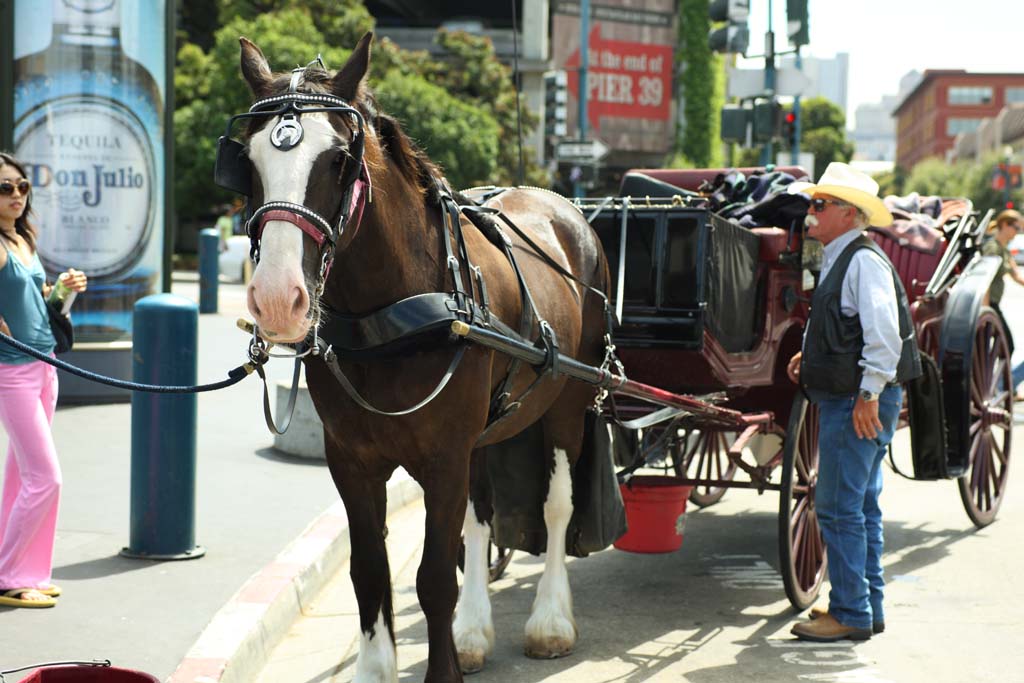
left=0, top=151, right=37, bottom=252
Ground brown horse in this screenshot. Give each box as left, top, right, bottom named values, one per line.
left=238, top=34, right=609, bottom=682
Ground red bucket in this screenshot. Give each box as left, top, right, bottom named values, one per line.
left=12, top=665, right=159, bottom=682
left=614, top=476, right=692, bottom=553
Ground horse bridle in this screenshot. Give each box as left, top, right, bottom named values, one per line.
left=214, top=62, right=372, bottom=297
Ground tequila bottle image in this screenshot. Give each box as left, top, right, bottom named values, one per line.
left=14, top=0, right=165, bottom=341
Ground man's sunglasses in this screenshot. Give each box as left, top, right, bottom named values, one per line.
left=809, top=197, right=848, bottom=212
left=0, top=180, right=31, bottom=196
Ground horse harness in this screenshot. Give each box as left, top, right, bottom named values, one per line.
left=215, top=60, right=618, bottom=436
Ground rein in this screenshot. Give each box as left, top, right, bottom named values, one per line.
left=0, top=330, right=257, bottom=394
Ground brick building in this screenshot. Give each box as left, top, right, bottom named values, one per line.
left=892, top=70, right=1024, bottom=169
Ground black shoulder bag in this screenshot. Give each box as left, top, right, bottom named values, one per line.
left=40, top=288, right=74, bottom=354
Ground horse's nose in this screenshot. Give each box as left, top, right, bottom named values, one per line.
left=246, top=276, right=310, bottom=340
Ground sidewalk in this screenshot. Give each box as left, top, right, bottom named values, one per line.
left=0, top=276, right=421, bottom=682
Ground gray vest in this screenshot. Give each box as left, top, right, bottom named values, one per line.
left=801, top=235, right=922, bottom=402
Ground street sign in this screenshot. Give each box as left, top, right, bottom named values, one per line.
left=727, top=67, right=813, bottom=99
left=556, top=138, right=611, bottom=162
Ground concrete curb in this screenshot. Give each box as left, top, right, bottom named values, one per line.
left=167, top=475, right=424, bottom=683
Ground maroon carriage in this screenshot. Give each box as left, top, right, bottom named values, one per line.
left=567, top=166, right=1013, bottom=610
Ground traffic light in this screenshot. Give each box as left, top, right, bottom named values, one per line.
left=752, top=98, right=782, bottom=143
left=721, top=105, right=750, bottom=143
left=782, top=111, right=797, bottom=148
left=544, top=70, right=568, bottom=138
left=786, top=0, right=809, bottom=46
left=708, top=0, right=750, bottom=55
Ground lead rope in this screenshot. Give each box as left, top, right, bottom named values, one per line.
left=0, top=331, right=254, bottom=393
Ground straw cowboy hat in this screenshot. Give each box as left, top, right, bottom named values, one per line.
left=788, top=162, right=893, bottom=227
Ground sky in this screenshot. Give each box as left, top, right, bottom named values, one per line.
left=736, top=0, right=1024, bottom=126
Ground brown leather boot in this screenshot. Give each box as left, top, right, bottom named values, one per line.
left=809, top=605, right=885, bottom=634
left=791, top=613, right=872, bottom=642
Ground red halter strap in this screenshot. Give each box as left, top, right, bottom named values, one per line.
left=257, top=210, right=328, bottom=247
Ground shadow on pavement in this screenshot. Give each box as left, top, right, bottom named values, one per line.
left=52, top=553, right=157, bottom=580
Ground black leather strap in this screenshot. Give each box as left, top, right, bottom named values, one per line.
left=257, top=357, right=302, bottom=435
left=320, top=343, right=467, bottom=416
left=319, top=293, right=462, bottom=359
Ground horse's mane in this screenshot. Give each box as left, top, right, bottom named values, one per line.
left=253, top=66, right=443, bottom=201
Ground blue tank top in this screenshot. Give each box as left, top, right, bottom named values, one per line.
left=0, top=243, right=56, bottom=364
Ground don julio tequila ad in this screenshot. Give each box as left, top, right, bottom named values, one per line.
left=14, top=0, right=167, bottom=341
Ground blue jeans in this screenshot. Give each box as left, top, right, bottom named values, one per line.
left=815, top=384, right=902, bottom=630
left=1013, top=361, right=1024, bottom=394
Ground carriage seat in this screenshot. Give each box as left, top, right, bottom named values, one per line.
left=868, top=224, right=946, bottom=300
left=750, top=227, right=790, bottom=262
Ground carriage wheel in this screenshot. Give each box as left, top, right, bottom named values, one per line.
left=673, top=429, right=739, bottom=507
left=457, top=537, right=514, bottom=583
left=778, top=394, right=826, bottom=611
left=958, top=308, right=1013, bottom=528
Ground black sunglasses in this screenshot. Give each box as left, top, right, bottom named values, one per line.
left=809, top=197, right=849, bottom=212
left=0, top=180, right=30, bottom=196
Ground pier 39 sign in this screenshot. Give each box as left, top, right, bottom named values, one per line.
left=552, top=0, right=676, bottom=155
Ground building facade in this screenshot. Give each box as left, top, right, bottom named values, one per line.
left=892, top=70, right=1024, bottom=169
left=851, top=95, right=898, bottom=162
left=778, top=53, right=849, bottom=116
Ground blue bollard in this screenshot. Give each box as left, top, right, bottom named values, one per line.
left=198, top=227, right=220, bottom=314
left=121, top=294, right=206, bottom=560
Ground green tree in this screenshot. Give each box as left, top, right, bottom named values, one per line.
left=173, top=4, right=522, bottom=223
left=676, top=0, right=724, bottom=168
left=798, top=97, right=854, bottom=178
left=429, top=30, right=545, bottom=186
left=873, top=166, right=906, bottom=197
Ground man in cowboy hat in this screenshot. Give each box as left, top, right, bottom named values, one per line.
left=785, top=162, right=921, bottom=642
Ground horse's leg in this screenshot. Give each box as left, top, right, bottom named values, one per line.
left=418, top=459, right=470, bottom=682
left=325, top=443, right=397, bottom=683
left=453, top=448, right=495, bottom=673
left=524, top=411, right=581, bottom=659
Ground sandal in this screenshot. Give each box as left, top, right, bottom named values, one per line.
left=0, top=587, right=58, bottom=608
left=38, top=584, right=62, bottom=597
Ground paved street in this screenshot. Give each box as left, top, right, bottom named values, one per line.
left=254, top=284, right=1024, bottom=683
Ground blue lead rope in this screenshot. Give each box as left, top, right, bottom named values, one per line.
left=0, top=331, right=254, bottom=394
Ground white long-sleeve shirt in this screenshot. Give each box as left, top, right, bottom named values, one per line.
left=816, top=228, right=903, bottom=394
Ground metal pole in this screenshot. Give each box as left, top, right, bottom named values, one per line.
left=198, top=228, right=219, bottom=314
left=163, top=0, right=177, bottom=294
left=0, top=0, right=13, bottom=151
left=574, top=0, right=590, bottom=198
left=122, top=294, right=205, bottom=560
left=760, top=0, right=776, bottom=167
left=792, top=47, right=802, bottom=164
left=449, top=321, right=759, bottom=428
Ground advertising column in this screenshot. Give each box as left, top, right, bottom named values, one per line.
left=13, top=0, right=167, bottom=402
left=13, top=0, right=165, bottom=343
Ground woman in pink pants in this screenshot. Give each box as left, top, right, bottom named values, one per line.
left=0, top=152, right=87, bottom=609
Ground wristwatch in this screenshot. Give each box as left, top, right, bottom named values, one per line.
left=858, top=389, right=880, bottom=402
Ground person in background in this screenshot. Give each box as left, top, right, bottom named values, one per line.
left=980, top=209, right=1024, bottom=399
left=786, top=163, right=921, bottom=642
left=215, top=203, right=234, bottom=252
left=0, top=152, right=87, bottom=609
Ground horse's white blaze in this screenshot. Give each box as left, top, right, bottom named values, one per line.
left=453, top=505, right=495, bottom=670
left=246, top=113, right=337, bottom=339
left=525, top=447, right=577, bottom=655
left=353, top=610, right=397, bottom=683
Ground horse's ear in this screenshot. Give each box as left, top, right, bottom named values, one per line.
left=332, top=32, right=373, bottom=102
left=239, top=37, right=273, bottom=96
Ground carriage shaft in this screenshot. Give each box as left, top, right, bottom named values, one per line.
left=450, top=321, right=768, bottom=430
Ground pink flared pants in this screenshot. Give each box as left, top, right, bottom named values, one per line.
left=0, top=358, right=60, bottom=590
